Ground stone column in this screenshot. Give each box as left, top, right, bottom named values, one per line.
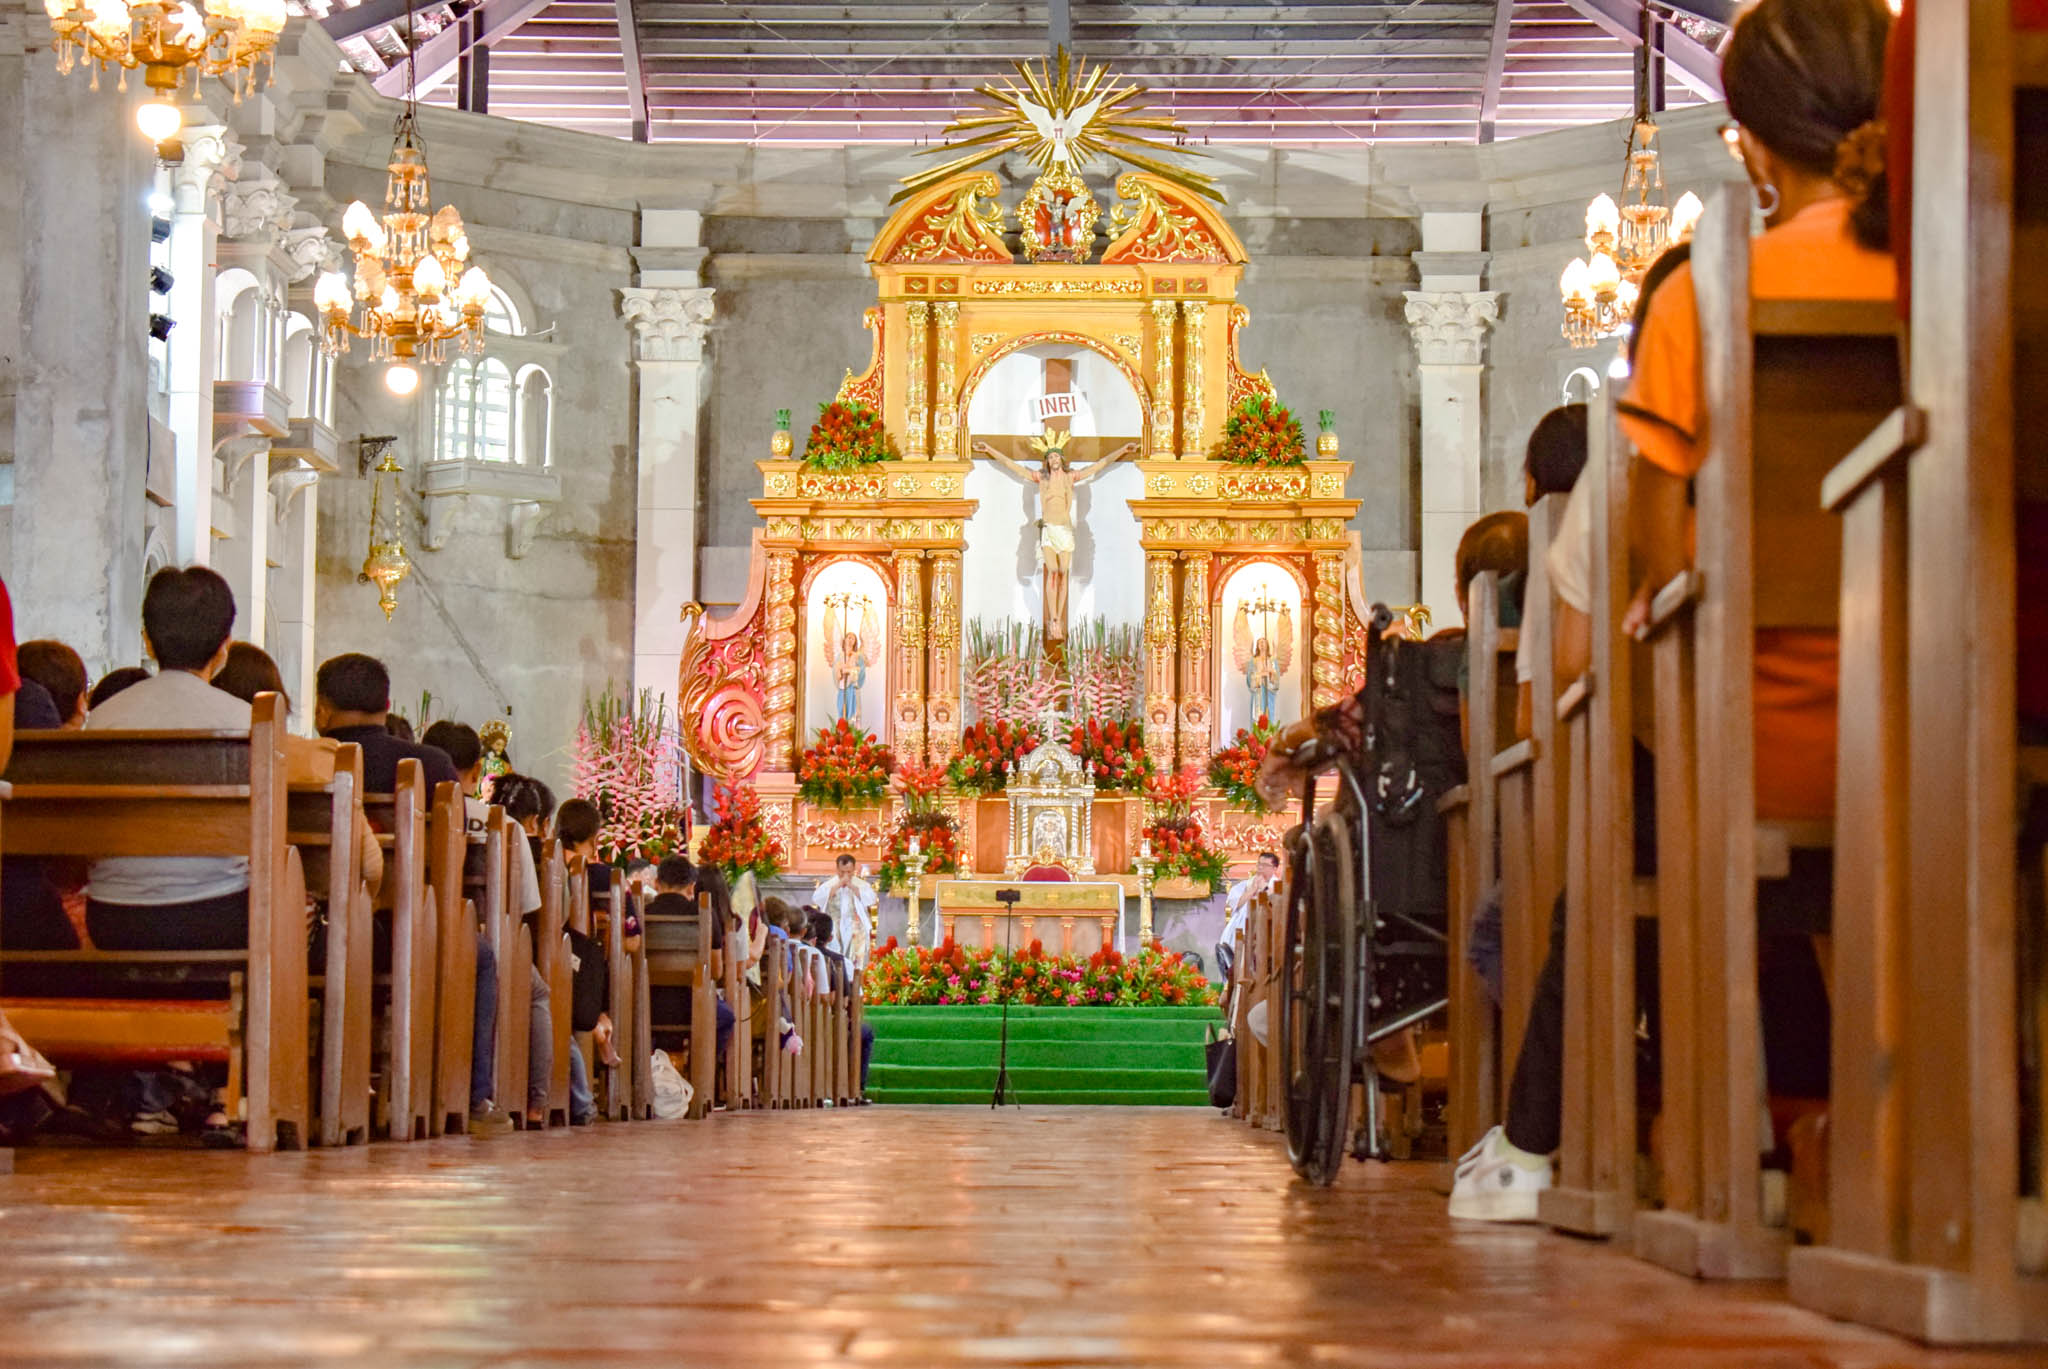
left=167, top=125, right=241, bottom=568
left=1148, top=301, right=1177, bottom=457
left=925, top=549, right=963, bottom=761
left=1178, top=301, right=1207, bottom=461
left=903, top=301, right=930, bottom=458
left=5, top=53, right=158, bottom=672
left=620, top=284, right=715, bottom=704
left=1143, top=549, right=1178, bottom=772
left=269, top=471, right=320, bottom=731
left=1403, top=290, right=1498, bottom=629
left=892, top=548, right=927, bottom=762
left=1176, top=551, right=1213, bottom=769
left=931, top=302, right=960, bottom=459
left=761, top=548, right=799, bottom=772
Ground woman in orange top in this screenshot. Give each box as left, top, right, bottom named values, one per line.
left=1620, top=0, right=1895, bottom=824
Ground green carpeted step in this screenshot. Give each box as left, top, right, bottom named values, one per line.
left=867, top=1088, right=1216, bottom=1106
left=863, top=1004, right=1222, bottom=1107
left=867, top=1039, right=1204, bottom=1069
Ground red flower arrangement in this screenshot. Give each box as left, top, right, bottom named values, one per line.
left=1142, top=767, right=1229, bottom=892
left=876, top=761, right=962, bottom=894
left=865, top=937, right=1217, bottom=1008
left=945, top=718, right=1041, bottom=795
left=1208, top=716, right=1282, bottom=812
left=1211, top=394, right=1307, bottom=467
left=697, top=783, right=784, bottom=884
left=797, top=718, right=896, bottom=808
left=803, top=399, right=898, bottom=471
left=1066, top=716, right=1154, bottom=794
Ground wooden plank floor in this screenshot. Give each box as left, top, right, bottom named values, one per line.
left=0, top=1107, right=2036, bottom=1367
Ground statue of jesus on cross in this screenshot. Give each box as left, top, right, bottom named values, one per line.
left=972, top=427, right=1139, bottom=644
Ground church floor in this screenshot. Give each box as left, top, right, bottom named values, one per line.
left=0, top=1109, right=2037, bottom=1368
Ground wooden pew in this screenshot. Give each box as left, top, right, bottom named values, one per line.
left=362, top=760, right=436, bottom=1142
left=1259, top=886, right=1284, bottom=1131
left=641, top=887, right=716, bottom=1119
left=759, top=933, right=788, bottom=1108
left=721, top=893, right=753, bottom=1109
left=1506, top=494, right=1570, bottom=1085
left=1540, top=384, right=1640, bottom=1241
left=1630, top=188, right=1902, bottom=1279
left=1443, top=569, right=1522, bottom=1156
left=593, top=864, right=639, bottom=1121
left=1787, top=6, right=2048, bottom=1341
left=0, top=695, right=308, bottom=1152
left=289, top=743, right=373, bottom=1147
left=426, top=780, right=475, bottom=1136
left=484, top=810, right=532, bottom=1128
left=536, top=839, right=572, bottom=1127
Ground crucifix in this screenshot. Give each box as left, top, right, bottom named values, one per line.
left=969, top=357, right=1140, bottom=644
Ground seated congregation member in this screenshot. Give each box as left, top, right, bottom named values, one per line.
left=83, top=568, right=254, bottom=952
left=1620, top=0, right=1887, bottom=1091
left=213, top=642, right=382, bottom=893
left=813, top=853, right=875, bottom=971
left=313, top=654, right=460, bottom=794
left=88, top=666, right=150, bottom=710
left=311, top=658, right=514, bottom=1133
left=18, top=639, right=88, bottom=729
left=1509, top=403, right=1590, bottom=737
left=1217, top=851, right=1282, bottom=990
left=0, top=581, right=58, bottom=1113
left=807, top=906, right=874, bottom=1092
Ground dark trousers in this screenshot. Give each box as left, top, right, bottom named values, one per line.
left=471, top=933, right=498, bottom=1110
left=860, top=1021, right=875, bottom=1089
left=86, top=891, right=249, bottom=951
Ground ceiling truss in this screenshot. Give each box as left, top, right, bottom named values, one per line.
left=303, top=0, right=1724, bottom=146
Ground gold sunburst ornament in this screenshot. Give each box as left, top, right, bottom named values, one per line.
left=895, top=47, right=1221, bottom=207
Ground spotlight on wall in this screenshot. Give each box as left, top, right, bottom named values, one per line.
left=150, top=215, right=173, bottom=244
left=148, top=313, right=176, bottom=343
left=149, top=265, right=175, bottom=296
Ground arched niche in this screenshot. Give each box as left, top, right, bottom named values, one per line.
left=1214, top=559, right=1306, bottom=739
left=802, top=558, right=891, bottom=740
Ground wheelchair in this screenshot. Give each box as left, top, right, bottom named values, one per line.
left=1277, top=736, right=1451, bottom=1186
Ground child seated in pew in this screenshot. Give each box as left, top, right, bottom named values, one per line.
left=2, top=638, right=86, bottom=952
left=641, top=856, right=735, bottom=1105
left=88, top=667, right=149, bottom=710
left=18, top=640, right=89, bottom=729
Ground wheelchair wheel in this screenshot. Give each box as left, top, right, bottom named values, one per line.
left=1280, top=807, right=1360, bottom=1186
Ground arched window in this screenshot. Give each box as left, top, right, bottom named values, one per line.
left=516, top=365, right=553, bottom=467
left=282, top=316, right=316, bottom=420
left=215, top=270, right=264, bottom=382
left=431, top=274, right=550, bottom=465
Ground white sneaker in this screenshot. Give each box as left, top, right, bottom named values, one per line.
left=1447, top=1124, right=1552, bottom=1222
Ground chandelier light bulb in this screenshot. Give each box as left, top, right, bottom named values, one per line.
left=1608, top=352, right=1634, bottom=382
left=1560, top=257, right=1592, bottom=304
left=1585, top=193, right=1621, bottom=242
left=341, top=200, right=386, bottom=251
left=313, top=270, right=351, bottom=316
left=385, top=362, right=420, bottom=397
left=1669, top=190, right=1704, bottom=242
left=411, top=252, right=446, bottom=299
left=1586, top=251, right=1623, bottom=298
left=135, top=98, right=181, bottom=144
left=455, top=265, right=492, bottom=308
left=378, top=283, right=401, bottom=314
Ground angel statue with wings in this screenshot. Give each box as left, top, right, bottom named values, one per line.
left=1232, top=598, right=1294, bottom=724
left=972, top=427, right=1139, bottom=644
left=822, top=596, right=880, bottom=724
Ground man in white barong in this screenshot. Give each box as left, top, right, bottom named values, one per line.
left=813, top=853, right=877, bottom=972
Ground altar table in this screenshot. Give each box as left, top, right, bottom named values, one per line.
left=934, top=880, right=1124, bottom=956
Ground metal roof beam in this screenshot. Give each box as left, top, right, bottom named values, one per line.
left=321, top=0, right=448, bottom=41
left=1556, top=0, right=1720, bottom=97
left=617, top=0, right=650, bottom=139
left=1477, top=0, right=1513, bottom=142
left=372, top=0, right=558, bottom=96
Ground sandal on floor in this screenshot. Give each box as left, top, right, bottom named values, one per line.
left=199, top=1111, right=240, bottom=1149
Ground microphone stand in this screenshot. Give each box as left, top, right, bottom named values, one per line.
left=992, top=887, right=1022, bottom=1108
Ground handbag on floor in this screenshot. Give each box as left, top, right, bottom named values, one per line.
left=1205, top=1027, right=1237, bottom=1110
left=649, top=1050, right=693, bottom=1119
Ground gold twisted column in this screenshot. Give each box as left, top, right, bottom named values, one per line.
left=763, top=549, right=800, bottom=770
left=1311, top=551, right=1347, bottom=713
left=892, top=548, right=927, bottom=762
left=904, top=301, right=930, bottom=458
left=931, top=301, right=960, bottom=459
left=1143, top=549, right=1179, bottom=772
left=1177, top=551, right=1213, bottom=770
left=925, top=549, right=964, bottom=761
left=1179, top=301, right=1207, bottom=460
left=1149, top=299, right=1177, bottom=457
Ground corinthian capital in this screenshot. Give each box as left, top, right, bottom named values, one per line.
left=172, top=125, right=244, bottom=210
left=1403, top=290, right=1500, bottom=367
left=621, top=286, right=715, bottom=363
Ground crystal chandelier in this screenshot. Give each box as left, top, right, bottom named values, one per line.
left=313, top=14, right=490, bottom=397
left=1558, top=12, right=1704, bottom=349
left=42, top=0, right=287, bottom=143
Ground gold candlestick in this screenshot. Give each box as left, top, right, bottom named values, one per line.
left=903, top=843, right=930, bottom=949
